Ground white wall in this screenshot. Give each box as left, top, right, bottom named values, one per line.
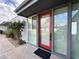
left=0, top=25, right=7, bottom=32
left=21, top=19, right=28, bottom=42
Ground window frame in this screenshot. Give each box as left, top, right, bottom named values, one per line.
left=28, top=15, right=38, bottom=47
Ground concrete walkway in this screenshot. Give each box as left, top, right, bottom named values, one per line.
left=0, top=35, right=15, bottom=55
left=0, top=35, right=41, bottom=59
left=0, top=34, right=62, bottom=59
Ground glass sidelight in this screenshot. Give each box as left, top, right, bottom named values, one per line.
left=28, top=16, right=38, bottom=46
left=71, top=3, right=79, bottom=59
left=54, top=7, right=68, bottom=55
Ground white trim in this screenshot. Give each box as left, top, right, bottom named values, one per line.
left=17, top=0, right=38, bottom=14
left=15, top=0, right=29, bottom=11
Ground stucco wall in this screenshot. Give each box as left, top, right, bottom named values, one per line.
left=21, top=19, right=28, bottom=42
left=0, top=25, right=7, bottom=32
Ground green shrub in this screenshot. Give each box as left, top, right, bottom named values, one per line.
left=5, top=30, right=14, bottom=38
left=5, top=21, right=26, bottom=45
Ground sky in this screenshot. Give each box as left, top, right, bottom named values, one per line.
left=0, top=0, right=24, bottom=23
left=0, top=0, right=24, bottom=10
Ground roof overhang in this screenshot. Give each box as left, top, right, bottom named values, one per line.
left=15, top=0, right=78, bottom=17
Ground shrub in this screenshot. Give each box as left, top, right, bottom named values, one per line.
left=5, top=21, right=26, bottom=45
left=5, top=30, right=14, bottom=38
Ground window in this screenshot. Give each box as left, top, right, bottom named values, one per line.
left=28, top=16, right=38, bottom=46
left=41, top=15, right=50, bottom=46
left=32, top=16, right=37, bottom=29
left=71, top=3, right=79, bottom=59
left=54, top=7, right=68, bottom=55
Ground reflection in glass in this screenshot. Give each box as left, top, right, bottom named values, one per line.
left=28, top=16, right=38, bottom=46
left=41, top=15, right=50, bottom=46
left=32, top=16, right=37, bottom=29
left=54, top=7, right=68, bottom=55
left=72, top=3, right=79, bottom=59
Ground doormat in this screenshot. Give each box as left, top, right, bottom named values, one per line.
left=34, top=48, right=51, bottom=59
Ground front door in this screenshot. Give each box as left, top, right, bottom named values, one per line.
left=38, top=11, right=52, bottom=51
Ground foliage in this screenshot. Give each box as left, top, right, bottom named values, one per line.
left=5, top=21, right=26, bottom=44
left=5, top=30, right=14, bottom=38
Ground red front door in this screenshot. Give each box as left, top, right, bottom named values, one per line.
left=38, top=10, right=52, bottom=51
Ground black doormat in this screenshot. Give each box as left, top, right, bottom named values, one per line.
left=34, top=48, right=51, bottom=59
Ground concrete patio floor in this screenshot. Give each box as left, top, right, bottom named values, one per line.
left=0, top=34, right=41, bottom=59
left=0, top=35, right=15, bottom=55
left=0, top=34, right=63, bottom=59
